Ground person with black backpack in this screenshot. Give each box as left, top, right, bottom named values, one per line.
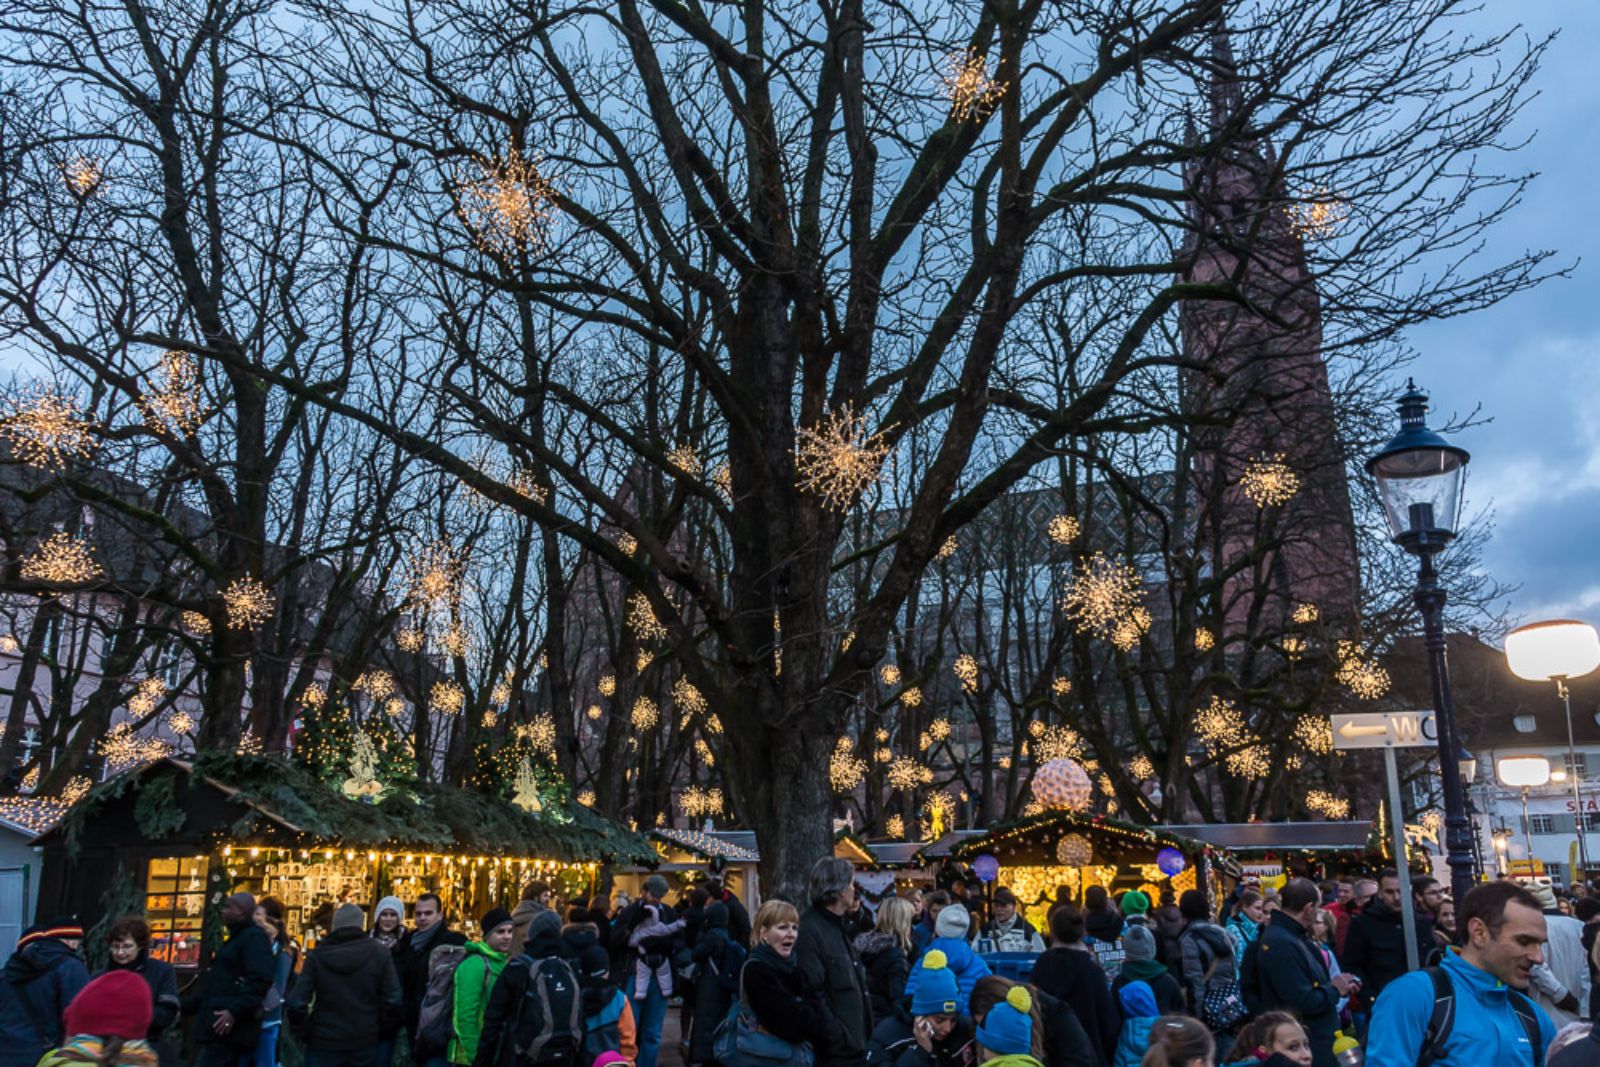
left=1365, top=881, right=1556, bottom=1067
left=689, top=903, right=742, bottom=1065
left=576, top=944, right=636, bottom=1064
left=399, top=893, right=469, bottom=1067
left=472, top=910, right=583, bottom=1067
left=1177, top=891, right=1242, bottom=1034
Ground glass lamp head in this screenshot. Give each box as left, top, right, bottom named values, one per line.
left=1506, top=620, right=1600, bottom=682
left=1365, top=381, right=1469, bottom=548
left=1497, top=755, right=1551, bottom=789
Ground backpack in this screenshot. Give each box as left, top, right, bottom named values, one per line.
left=716, top=940, right=749, bottom=995
left=414, top=944, right=479, bottom=1057
left=582, top=987, right=627, bottom=1065
left=510, top=956, right=583, bottom=1067
left=1418, top=965, right=1544, bottom=1067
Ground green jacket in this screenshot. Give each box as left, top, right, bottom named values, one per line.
left=449, top=941, right=509, bottom=1065
left=980, top=1054, right=1045, bottom=1067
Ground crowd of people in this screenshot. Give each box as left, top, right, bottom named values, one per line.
left=1, top=863, right=1598, bottom=1067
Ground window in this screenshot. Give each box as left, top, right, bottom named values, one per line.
left=1531, top=814, right=1557, bottom=835
left=1584, top=812, right=1600, bottom=833
left=1547, top=862, right=1566, bottom=885
left=1513, top=715, right=1538, bottom=734
left=144, top=856, right=209, bottom=967
left=1564, top=754, right=1590, bottom=782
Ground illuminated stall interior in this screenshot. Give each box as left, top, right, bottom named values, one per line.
left=35, top=756, right=652, bottom=968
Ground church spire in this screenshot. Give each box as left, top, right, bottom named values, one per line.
left=1208, top=12, right=1243, bottom=131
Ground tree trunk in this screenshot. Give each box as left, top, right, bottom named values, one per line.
left=732, top=705, right=835, bottom=905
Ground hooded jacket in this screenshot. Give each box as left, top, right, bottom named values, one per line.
left=1111, top=981, right=1157, bottom=1067
left=0, top=937, right=89, bottom=1066
left=854, top=931, right=912, bottom=1024
left=509, top=899, right=548, bottom=958
left=1178, top=921, right=1236, bottom=1014
left=450, top=941, right=509, bottom=1065
left=902, top=937, right=991, bottom=1013
left=796, top=904, right=874, bottom=1067
left=286, top=926, right=401, bottom=1050
left=186, top=917, right=274, bottom=1050
left=1365, top=948, right=1555, bottom=1067
left=1029, top=947, right=1120, bottom=1067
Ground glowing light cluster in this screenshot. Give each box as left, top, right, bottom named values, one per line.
left=1, top=388, right=97, bottom=470
left=1194, top=627, right=1215, bottom=653
left=1195, top=696, right=1256, bottom=755
left=830, top=737, right=867, bottom=793
left=928, top=717, right=951, bottom=741
left=64, top=156, right=106, bottom=197
left=430, top=680, right=465, bottom=716
left=942, top=50, right=1007, bottom=121
left=1306, top=790, right=1350, bottom=818
left=0, top=635, right=18, bottom=654
left=597, top=674, right=617, bottom=697
left=887, top=757, right=933, bottom=791
left=356, top=670, right=396, bottom=701
left=1047, top=514, right=1080, bottom=546
left=1288, top=191, right=1349, bottom=241
left=1111, top=606, right=1152, bottom=652
left=627, top=592, right=667, bottom=640
left=695, top=739, right=715, bottom=767
left=666, top=444, right=703, bottom=477
left=935, top=536, right=958, bottom=561
left=491, top=681, right=512, bottom=706
left=127, top=677, right=167, bottom=717
left=1282, top=635, right=1307, bottom=661
left=181, top=610, right=211, bottom=637
left=456, top=143, right=557, bottom=257
left=879, top=664, right=901, bottom=687
left=673, top=677, right=707, bottom=716
left=953, top=654, right=979, bottom=693
left=525, top=714, right=557, bottom=755
left=1061, top=553, right=1144, bottom=640
left=1129, top=754, right=1155, bottom=780
left=900, top=686, right=923, bottom=708
left=1052, top=676, right=1072, bottom=697
left=1032, top=758, right=1094, bottom=811
left=630, top=695, right=659, bottom=730
left=1240, top=454, right=1300, bottom=508
left=1225, top=745, right=1272, bottom=779
left=1031, top=723, right=1085, bottom=763
left=100, top=722, right=167, bottom=774
left=793, top=404, right=890, bottom=510
left=142, top=350, right=203, bottom=435
left=1292, top=602, right=1320, bottom=625
left=21, top=532, right=102, bottom=584
left=167, top=710, right=195, bottom=735
left=886, top=814, right=906, bottom=838
left=441, top=622, right=472, bottom=657
left=578, top=789, right=596, bottom=807
left=679, top=785, right=723, bottom=818
left=405, top=540, right=464, bottom=614
left=223, top=576, right=274, bottom=629
left=1294, top=716, right=1335, bottom=756
left=1336, top=641, right=1391, bottom=700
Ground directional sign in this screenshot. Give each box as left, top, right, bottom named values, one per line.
left=1331, top=710, right=1437, bottom=750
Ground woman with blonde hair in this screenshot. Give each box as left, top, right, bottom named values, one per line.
left=739, top=900, right=829, bottom=1048
left=856, top=896, right=916, bottom=1023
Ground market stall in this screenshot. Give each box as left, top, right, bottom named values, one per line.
left=953, top=811, right=1225, bottom=931
left=1162, top=820, right=1376, bottom=889
left=33, top=755, right=653, bottom=969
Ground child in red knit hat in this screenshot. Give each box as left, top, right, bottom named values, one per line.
left=38, top=971, right=156, bottom=1066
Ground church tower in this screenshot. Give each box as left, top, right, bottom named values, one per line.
left=1180, top=23, right=1361, bottom=635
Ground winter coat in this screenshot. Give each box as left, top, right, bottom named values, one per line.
left=1150, top=907, right=1185, bottom=983
left=1083, top=909, right=1122, bottom=947
left=1028, top=948, right=1119, bottom=1067
left=1240, top=913, right=1339, bottom=1067
left=1031, top=988, right=1097, bottom=1067
left=1340, top=899, right=1429, bottom=1001
left=583, top=984, right=638, bottom=1063
left=102, top=952, right=180, bottom=1067
left=866, top=1012, right=976, bottom=1067
left=985, top=916, right=1045, bottom=955
left=1111, top=1016, right=1154, bottom=1067
left=1112, top=963, right=1183, bottom=1016
left=690, top=921, right=734, bottom=1064
left=561, top=923, right=601, bottom=962
left=450, top=941, right=510, bottom=1065
left=509, top=899, right=548, bottom=959
left=1530, top=913, right=1591, bottom=1028
left=912, top=922, right=936, bottom=963
left=977, top=1054, right=1044, bottom=1067
left=395, top=923, right=468, bottom=1040
left=718, top=890, right=754, bottom=951
left=902, top=938, right=991, bottom=1013
left=1178, top=921, right=1236, bottom=1015
left=470, top=921, right=575, bottom=1067
left=285, top=926, right=402, bottom=1052
left=745, top=944, right=841, bottom=1051
left=0, top=937, right=89, bottom=1066
left=1365, top=948, right=1555, bottom=1067
left=185, top=918, right=274, bottom=1051
left=796, top=905, right=874, bottom=1067
left=34, top=1037, right=160, bottom=1067
left=854, top=932, right=913, bottom=1025
left=1224, top=914, right=1260, bottom=965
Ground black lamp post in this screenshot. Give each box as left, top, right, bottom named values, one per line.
left=1365, top=380, right=1476, bottom=907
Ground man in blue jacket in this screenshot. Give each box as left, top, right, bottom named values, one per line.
left=0, top=918, right=90, bottom=1067
left=1366, top=881, right=1556, bottom=1067
left=1241, top=879, right=1357, bottom=1067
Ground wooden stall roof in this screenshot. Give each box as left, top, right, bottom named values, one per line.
left=1159, top=821, right=1374, bottom=853
left=36, top=755, right=655, bottom=865
left=651, top=828, right=761, bottom=863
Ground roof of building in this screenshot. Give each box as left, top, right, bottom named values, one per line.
left=1159, top=821, right=1372, bottom=853
left=1381, top=633, right=1600, bottom=749
left=651, top=828, right=760, bottom=863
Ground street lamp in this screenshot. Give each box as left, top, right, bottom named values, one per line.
left=1367, top=381, right=1475, bottom=905
left=1506, top=619, right=1600, bottom=885
left=1499, top=755, right=1552, bottom=875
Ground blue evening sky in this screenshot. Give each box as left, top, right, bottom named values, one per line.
left=1407, top=1, right=1600, bottom=629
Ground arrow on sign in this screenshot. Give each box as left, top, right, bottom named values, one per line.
left=1339, top=722, right=1388, bottom=739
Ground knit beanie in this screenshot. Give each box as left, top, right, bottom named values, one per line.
left=910, top=949, right=961, bottom=1016
left=375, top=896, right=405, bottom=922
left=480, top=907, right=514, bottom=936
left=63, top=972, right=153, bottom=1040
left=935, top=902, right=971, bottom=940
left=333, top=903, right=366, bottom=932
left=532, top=909, right=564, bottom=937
left=1123, top=924, right=1157, bottom=962
left=976, top=985, right=1034, bottom=1056
left=579, top=944, right=612, bottom=983
left=1120, top=890, right=1150, bottom=917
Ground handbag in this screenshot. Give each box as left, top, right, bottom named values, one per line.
left=713, top=961, right=815, bottom=1067
left=1197, top=938, right=1246, bottom=1032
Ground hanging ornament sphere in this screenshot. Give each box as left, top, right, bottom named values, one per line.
left=971, top=854, right=1001, bottom=884
left=1056, top=833, right=1094, bottom=867
left=1032, top=758, right=1094, bottom=812
left=1157, top=847, right=1187, bottom=877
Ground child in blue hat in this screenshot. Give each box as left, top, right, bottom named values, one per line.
left=973, top=984, right=1043, bottom=1067
left=867, top=950, right=976, bottom=1067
